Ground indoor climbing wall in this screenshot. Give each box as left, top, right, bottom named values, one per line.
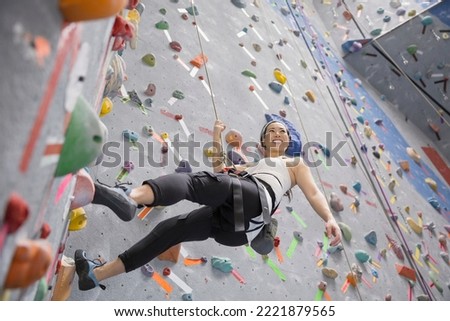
left=0, top=0, right=129, bottom=300
left=65, top=0, right=449, bottom=301
left=327, top=1, right=450, bottom=163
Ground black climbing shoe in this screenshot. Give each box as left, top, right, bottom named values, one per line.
left=92, top=182, right=137, bottom=221
left=74, top=249, right=106, bottom=291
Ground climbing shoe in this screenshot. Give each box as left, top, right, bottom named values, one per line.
left=92, top=181, right=137, bottom=221
left=74, top=250, right=106, bottom=291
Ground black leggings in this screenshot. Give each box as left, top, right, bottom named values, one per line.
left=118, top=171, right=262, bottom=272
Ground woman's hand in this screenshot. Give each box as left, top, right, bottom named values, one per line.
left=213, top=119, right=226, bottom=136
left=325, top=217, right=341, bottom=246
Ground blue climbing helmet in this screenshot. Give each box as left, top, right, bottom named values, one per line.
left=261, top=114, right=302, bottom=157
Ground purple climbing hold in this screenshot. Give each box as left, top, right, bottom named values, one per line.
left=169, top=41, right=182, bottom=52
left=145, top=83, right=156, bottom=96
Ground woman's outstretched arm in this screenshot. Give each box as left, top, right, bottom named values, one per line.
left=293, top=158, right=342, bottom=246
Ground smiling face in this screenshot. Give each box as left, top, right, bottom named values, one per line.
left=261, top=121, right=290, bottom=157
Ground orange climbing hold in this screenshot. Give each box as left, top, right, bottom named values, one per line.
left=395, top=263, right=416, bottom=281
left=305, top=90, right=316, bottom=102
left=190, top=54, right=208, bottom=68
left=59, top=0, right=127, bottom=22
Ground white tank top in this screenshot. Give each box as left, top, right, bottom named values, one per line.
left=246, top=157, right=292, bottom=206
left=244, top=157, right=292, bottom=242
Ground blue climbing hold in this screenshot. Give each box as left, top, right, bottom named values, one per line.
left=211, top=256, right=233, bottom=273
left=268, top=81, right=283, bottom=94
left=356, top=115, right=364, bottom=124
left=364, top=230, right=377, bottom=246
left=352, top=181, right=362, bottom=193
left=427, top=197, right=441, bottom=212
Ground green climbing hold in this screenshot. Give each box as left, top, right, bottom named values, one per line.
left=186, top=5, right=199, bottom=16
left=172, top=90, right=184, bottom=100
left=355, top=250, right=370, bottom=263
left=159, top=8, right=167, bottom=15
left=370, top=28, right=382, bottom=37
left=241, top=70, right=257, bottom=78
left=155, top=20, right=169, bottom=30
left=142, top=54, right=156, bottom=67
left=350, top=98, right=357, bottom=106
left=55, top=96, right=104, bottom=177
left=337, top=222, right=352, bottom=242
left=429, top=270, right=443, bottom=293
left=211, top=256, right=233, bottom=273
left=300, top=60, right=307, bottom=68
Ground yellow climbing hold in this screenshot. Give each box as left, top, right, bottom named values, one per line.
left=273, top=68, right=287, bottom=84
left=322, top=267, right=338, bottom=279
left=424, top=177, right=437, bottom=192
left=160, top=132, right=169, bottom=140
left=305, top=90, right=316, bottom=102
left=100, top=97, right=113, bottom=117
left=406, top=217, right=422, bottom=235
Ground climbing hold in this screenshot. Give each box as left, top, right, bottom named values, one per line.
left=100, top=97, right=113, bottom=117
left=416, top=294, right=430, bottom=301
left=370, top=28, right=382, bottom=37
left=143, top=125, right=153, bottom=136
left=372, top=151, right=381, bottom=159
left=293, top=231, right=303, bottom=242
left=350, top=155, right=357, bottom=166
left=395, top=263, right=416, bottom=281
left=305, top=90, right=316, bottom=102
left=408, top=10, right=416, bottom=17
left=249, top=85, right=255, bottom=92
left=339, top=184, right=348, bottom=194
left=300, top=60, right=307, bottom=68
left=142, top=53, right=156, bottom=67
left=172, top=90, right=185, bottom=100
left=241, top=70, right=256, bottom=78
left=322, top=267, right=338, bottom=279
left=159, top=8, right=167, bottom=15
left=356, top=115, right=364, bottom=124
left=377, top=8, right=384, bottom=14
left=424, top=177, right=437, bottom=192
left=388, top=178, right=396, bottom=192
left=175, top=160, right=192, bottom=173
left=55, top=96, right=104, bottom=176
left=225, top=129, right=243, bottom=148
left=283, top=96, right=290, bottom=105
left=352, top=181, right=361, bottom=193
left=122, top=129, right=139, bottom=143
left=317, top=281, right=327, bottom=292
left=406, top=147, right=421, bottom=163
left=279, top=109, right=287, bottom=118
left=268, top=82, right=283, bottom=94
left=389, top=1, right=401, bottom=9
left=364, top=230, right=377, bottom=246
left=155, top=20, right=169, bottom=30
left=398, top=160, right=410, bottom=172
left=144, top=83, right=156, bottom=96
left=186, top=5, right=199, bottom=15
left=427, top=197, right=441, bottom=211
left=162, top=267, right=171, bottom=276
left=181, top=293, right=193, bottom=301
left=4, top=240, right=52, bottom=289
left=251, top=15, right=259, bottom=22
left=355, top=250, right=371, bottom=263
left=273, top=68, right=287, bottom=84
left=190, top=53, right=208, bottom=68
left=161, top=142, right=169, bottom=154
left=181, top=13, right=189, bottom=20
left=231, top=0, right=246, bottom=9
left=68, top=208, right=87, bottom=231
left=252, top=43, right=261, bottom=52
left=174, top=114, right=183, bottom=121
left=429, top=270, right=443, bottom=293
left=383, top=15, right=391, bottom=23
left=59, top=0, right=127, bottom=22
left=169, top=41, right=182, bottom=52
left=211, top=256, right=233, bottom=273
left=337, top=222, right=352, bottom=242
left=329, top=192, right=344, bottom=213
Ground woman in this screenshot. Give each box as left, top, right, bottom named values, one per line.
left=75, top=120, right=341, bottom=291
